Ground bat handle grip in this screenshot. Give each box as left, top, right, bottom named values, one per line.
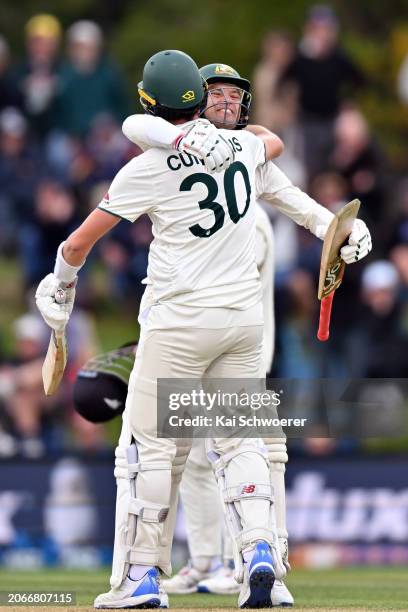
left=317, top=292, right=334, bottom=341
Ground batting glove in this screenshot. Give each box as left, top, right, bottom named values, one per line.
left=35, top=273, right=76, bottom=332
left=177, top=119, right=235, bottom=173
left=340, top=219, right=372, bottom=264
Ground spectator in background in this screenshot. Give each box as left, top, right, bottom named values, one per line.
left=55, top=21, right=130, bottom=138
left=18, top=180, right=80, bottom=289
left=329, top=107, right=388, bottom=242
left=100, top=216, right=153, bottom=306
left=252, top=30, right=296, bottom=133
left=281, top=5, right=364, bottom=178
left=274, top=268, right=320, bottom=379
left=85, top=113, right=134, bottom=184
left=351, top=261, right=408, bottom=377
left=386, top=179, right=408, bottom=252
left=0, top=36, right=23, bottom=112
left=390, top=243, right=408, bottom=301
left=0, top=310, right=101, bottom=457
left=0, top=107, right=44, bottom=252
left=309, top=171, right=348, bottom=214
left=387, top=184, right=408, bottom=297
left=0, top=313, right=51, bottom=458
left=46, top=114, right=138, bottom=198
left=397, top=51, right=408, bottom=105
left=252, top=31, right=305, bottom=188
left=13, top=14, right=62, bottom=139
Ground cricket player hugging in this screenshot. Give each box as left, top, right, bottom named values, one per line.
left=36, top=50, right=372, bottom=609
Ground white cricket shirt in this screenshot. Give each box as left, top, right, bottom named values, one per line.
left=99, top=121, right=266, bottom=328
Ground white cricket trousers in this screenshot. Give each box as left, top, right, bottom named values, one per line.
left=115, top=315, right=270, bottom=575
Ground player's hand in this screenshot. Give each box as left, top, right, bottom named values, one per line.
left=340, top=219, right=372, bottom=264
left=177, top=119, right=235, bottom=173
left=35, top=273, right=76, bottom=332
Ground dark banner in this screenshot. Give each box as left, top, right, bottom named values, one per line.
left=0, top=455, right=408, bottom=567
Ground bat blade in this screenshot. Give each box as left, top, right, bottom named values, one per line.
left=42, top=330, right=67, bottom=396
left=317, top=199, right=360, bottom=341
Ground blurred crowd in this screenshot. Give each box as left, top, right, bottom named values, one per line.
left=0, top=6, right=407, bottom=458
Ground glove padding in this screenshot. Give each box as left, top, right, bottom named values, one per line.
left=179, top=119, right=235, bottom=173
left=35, top=273, right=76, bottom=332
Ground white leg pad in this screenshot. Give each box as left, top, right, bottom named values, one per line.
left=207, top=440, right=286, bottom=584
left=110, top=442, right=171, bottom=588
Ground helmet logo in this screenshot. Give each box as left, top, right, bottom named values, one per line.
left=182, top=90, right=196, bottom=102
left=215, top=64, right=235, bottom=76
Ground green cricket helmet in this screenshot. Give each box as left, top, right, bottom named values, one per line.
left=199, top=63, right=252, bottom=129
left=138, top=50, right=207, bottom=119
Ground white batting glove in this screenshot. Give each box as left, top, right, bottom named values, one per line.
left=177, top=119, right=235, bottom=173
left=35, top=273, right=76, bottom=333
left=340, top=219, right=372, bottom=264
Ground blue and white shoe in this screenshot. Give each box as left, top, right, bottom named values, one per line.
left=94, top=568, right=161, bottom=609
left=238, top=541, right=275, bottom=608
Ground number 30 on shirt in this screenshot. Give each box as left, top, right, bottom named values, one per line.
left=180, top=161, right=251, bottom=238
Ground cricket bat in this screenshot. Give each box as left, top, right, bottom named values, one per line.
left=42, top=286, right=69, bottom=396
left=317, top=199, right=360, bottom=341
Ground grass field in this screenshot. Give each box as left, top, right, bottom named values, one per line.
left=0, top=567, right=407, bottom=611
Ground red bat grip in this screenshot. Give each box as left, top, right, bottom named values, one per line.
left=317, top=292, right=334, bottom=341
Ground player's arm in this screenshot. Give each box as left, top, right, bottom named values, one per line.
left=122, top=114, right=183, bottom=151
left=245, top=124, right=284, bottom=161
left=63, top=208, right=120, bottom=265
left=122, top=114, right=234, bottom=173
left=35, top=208, right=120, bottom=332
left=257, top=162, right=371, bottom=263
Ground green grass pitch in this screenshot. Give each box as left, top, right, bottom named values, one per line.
left=0, top=567, right=408, bottom=610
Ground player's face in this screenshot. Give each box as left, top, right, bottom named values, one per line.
left=204, top=82, right=243, bottom=129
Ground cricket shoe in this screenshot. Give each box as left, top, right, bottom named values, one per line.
left=159, top=590, right=169, bottom=608
left=94, top=568, right=161, bottom=608
left=162, top=563, right=210, bottom=594
left=197, top=564, right=240, bottom=594
left=271, top=579, right=294, bottom=607
left=158, top=576, right=169, bottom=608
left=238, top=541, right=275, bottom=608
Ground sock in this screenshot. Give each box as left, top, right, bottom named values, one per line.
left=129, top=564, right=154, bottom=581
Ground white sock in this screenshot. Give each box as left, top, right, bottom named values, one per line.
left=129, top=564, right=153, bottom=581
